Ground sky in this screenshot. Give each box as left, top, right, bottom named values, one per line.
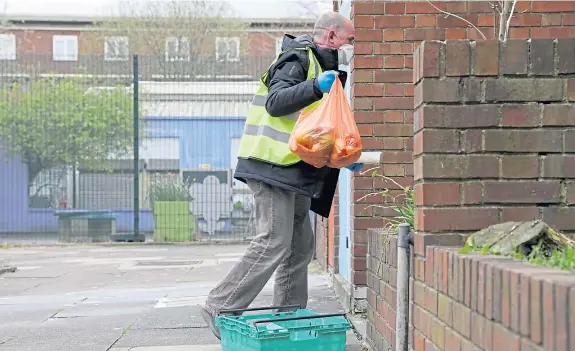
left=1, top=0, right=333, bottom=20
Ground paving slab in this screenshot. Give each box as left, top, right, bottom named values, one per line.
left=132, top=306, right=207, bottom=329
left=114, top=328, right=219, bottom=347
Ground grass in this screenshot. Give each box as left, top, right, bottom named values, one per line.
left=460, top=238, right=575, bottom=272
left=360, top=169, right=415, bottom=233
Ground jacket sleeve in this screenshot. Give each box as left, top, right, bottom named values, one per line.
left=264, top=51, right=324, bottom=117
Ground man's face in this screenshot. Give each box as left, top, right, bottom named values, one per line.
left=320, top=20, right=355, bottom=49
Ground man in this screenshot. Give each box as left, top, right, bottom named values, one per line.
left=201, top=11, right=361, bottom=339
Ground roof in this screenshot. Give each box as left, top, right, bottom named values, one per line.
left=0, top=0, right=333, bottom=22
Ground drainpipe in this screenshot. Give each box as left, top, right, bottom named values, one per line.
left=396, top=223, right=412, bottom=351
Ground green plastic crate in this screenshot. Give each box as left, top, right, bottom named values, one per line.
left=215, top=308, right=350, bottom=351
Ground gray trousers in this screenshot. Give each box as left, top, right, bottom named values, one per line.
left=204, top=179, right=315, bottom=314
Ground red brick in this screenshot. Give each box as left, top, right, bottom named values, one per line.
left=352, top=70, right=374, bottom=84
left=468, top=27, right=496, bottom=40
left=413, top=129, right=459, bottom=155
left=416, top=207, right=499, bottom=232
left=444, top=328, right=461, bottom=351
left=531, top=278, right=543, bottom=344
left=500, top=155, right=539, bottom=179
left=570, top=288, right=575, bottom=351
left=352, top=97, right=373, bottom=110
left=452, top=302, right=471, bottom=338
left=532, top=0, right=575, bottom=12
left=554, top=284, right=569, bottom=351
left=406, top=1, right=446, bottom=14
left=384, top=2, right=406, bottom=15
left=509, top=14, right=542, bottom=27
left=477, top=14, right=495, bottom=27
left=483, top=181, right=561, bottom=204
left=542, top=207, right=575, bottom=231
left=415, top=15, right=437, bottom=27
left=502, top=104, right=539, bottom=127
left=375, top=15, right=415, bottom=29
left=446, top=29, right=467, bottom=40
left=373, top=97, right=413, bottom=110
left=375, top=70, right=413, bottom=83
left=567, top=182, right=575, bottom=205
left=355, top=29, right=383, bottom=42
left=461, top=182, right=482, bottom=205
left=354, top=15, right=375, bottom=28
left=384, top=84, right=405, bottom=97
left=415, top=105, right=499, bottom=130
left=405, top=28, right=446, bottom=41
left=373, top=42, right=414, bottom=55
left=509, top=28, right=531, bottom=39
left=501, top=207, right=540, bottom=222
left=382, top=111, right=403, bottom=123
left=415, top=154, right=499, bottom=180
left=445, top=40, right=471, bottom=76
left=437, top=14, right=478, bottom=28
left=542, top=155, right=575, bottom=178
left=383, top=164, right=405, bottom=177
left=353, top=2, right=385, bottom=15
left=492, top=324, right=520, bottom=351
left=531, top=27, right=575, bottom=39
left=383, top=138, right=405, bottom=150
left=353, top=83, right=383, bottom=97
left=379, top=151, right=412, bottom=164
left=564, top=14, right=575, bottom=26
left=415, top=183, right=460, bottom=206
left=383, top=29, right=405, bottom=42
left=474, top=40, right=499, bottom=76
left=471, top=312, right=493, bottom=350
left=383, top=56, right=405, bottom=69
left=484, top=130, right=562, bottom=153
left=542, top=104, right=575, bottom=126
left=468, top=1, right=492, bottom=13
left=357, top=124, right=373, bottom=136
left=521, top=339, right=544, bottom=351
left=354, top=112, right=382, bottom=124
left=568, top=80, right=575, bottom=101
left=541, top=13, right=562, bottom=26
left=354, top=56, right=383, bottom=69
left=542, top=280, right=555, bottom=351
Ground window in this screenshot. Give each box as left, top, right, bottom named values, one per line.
left=0, top=34, right=16, bottom=60
left=104, top=36, right=129, bottom=61
left=216, top=37, right=240, bottom=62
left=53, top=35, right=78, bottom=61
left=275, top=37, right=283, bottom=57
left=165, top=37, right=190, bottom=62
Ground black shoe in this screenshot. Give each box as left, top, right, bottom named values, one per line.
left=201, top=307, right=221, bottom=340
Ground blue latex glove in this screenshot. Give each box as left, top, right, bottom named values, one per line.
left=345, top=163, right=364, bottom=172
left=317, top=71, right=339, bottom=93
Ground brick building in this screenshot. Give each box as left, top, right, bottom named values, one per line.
left=314, top=0, right=575, bottom=326
left=0, top=0, right=333, bottom=80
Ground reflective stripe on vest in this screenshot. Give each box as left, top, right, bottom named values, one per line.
left=237, top=48, right=325, bottom=166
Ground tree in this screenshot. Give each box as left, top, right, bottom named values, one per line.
left=0, top=77, right=135, bottom=186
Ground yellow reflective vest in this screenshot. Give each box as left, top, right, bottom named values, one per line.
left=237, top=47, right=326, bottom=166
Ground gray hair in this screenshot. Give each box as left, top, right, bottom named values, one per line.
left=313, top=12, right=348, bottom=40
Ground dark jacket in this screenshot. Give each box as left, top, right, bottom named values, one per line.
left=234, top=34, right=347, bottom=218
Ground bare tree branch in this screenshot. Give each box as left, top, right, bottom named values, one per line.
left=426, top=0, right=486, bottom=40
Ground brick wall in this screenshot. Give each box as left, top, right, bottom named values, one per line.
left=349, top=0, right=575, bottom=305
left=414, top=38, right=575, bottom=233
left=368, top=229, right=575, bottom=351
left=366, top=36, right=575, bottom=351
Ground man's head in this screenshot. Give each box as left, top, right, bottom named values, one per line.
left=312, top=11, right=355, bottom=49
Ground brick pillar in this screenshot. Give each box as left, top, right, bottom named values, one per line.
left=413, top=38, right=575, bottom=233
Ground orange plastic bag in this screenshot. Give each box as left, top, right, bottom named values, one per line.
left=288, top=76, right=362, bottom=169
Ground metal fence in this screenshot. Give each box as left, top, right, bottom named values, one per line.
left=0, top=53, right=275, bottom=244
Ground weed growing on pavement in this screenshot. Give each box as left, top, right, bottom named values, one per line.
left=358, top=167, right=414, bottom=233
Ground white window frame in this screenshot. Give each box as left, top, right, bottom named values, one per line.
left=275, top=37, right=283, bottom=57
left=215, top=37, right=240, bottom=62
left=165, top=37, right=190, bottom=62
left=104, top=36, right=129, bottom=61
left=0, top=34, right=16, bottom=61
left=53, top=35, right=78, bottom=62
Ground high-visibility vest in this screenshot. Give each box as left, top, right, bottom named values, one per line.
left=237, top=47, right=326, bottom=166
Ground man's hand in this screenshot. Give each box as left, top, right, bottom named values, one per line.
left=317, top=71, right=339, bottom=93
left=345, top=163, right=364, bottom=172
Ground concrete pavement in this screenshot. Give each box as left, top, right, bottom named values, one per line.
left=0, top=245, right=361, bottom=351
